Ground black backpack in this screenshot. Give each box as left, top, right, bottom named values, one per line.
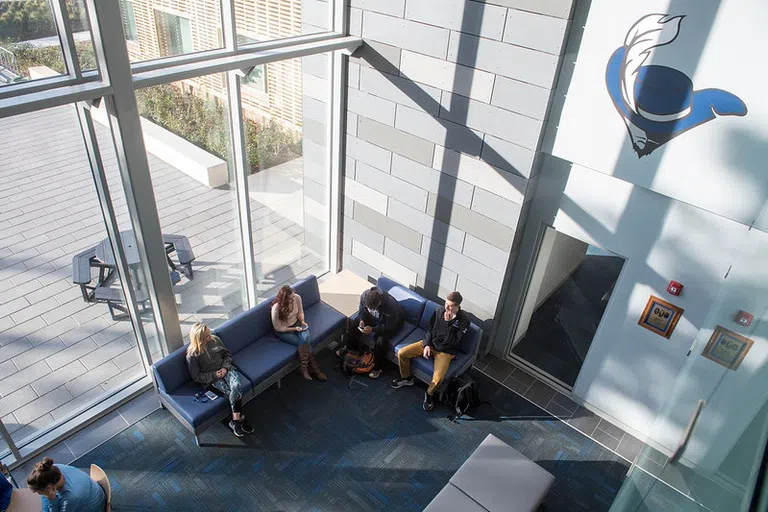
left=445, top=373, right=485, bottom=421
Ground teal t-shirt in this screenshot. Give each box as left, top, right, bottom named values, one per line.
left=40, top=465, right=105, bottom=512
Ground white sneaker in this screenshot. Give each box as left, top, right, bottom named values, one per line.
left=368, top=369, right=382, bottom=379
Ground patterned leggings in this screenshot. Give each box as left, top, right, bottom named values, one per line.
left=211, top=367, right=246, bottom=414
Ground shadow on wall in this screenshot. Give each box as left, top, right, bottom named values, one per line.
left=344, top=1, right=557, bottom=338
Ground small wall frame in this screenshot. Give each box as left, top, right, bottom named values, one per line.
left=701, top=325, right=754, bottom=371
left=638, top=295, right=684, bottom=339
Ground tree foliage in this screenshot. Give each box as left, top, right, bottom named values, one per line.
left=0, top=0, right=88, bottom=42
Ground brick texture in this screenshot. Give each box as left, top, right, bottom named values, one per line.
left=342, top=0, right=576, bottom=329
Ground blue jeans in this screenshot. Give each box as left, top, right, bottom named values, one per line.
left=275, top=327, right=312, bottom=347
left=211, top=367, right=246, bottom=414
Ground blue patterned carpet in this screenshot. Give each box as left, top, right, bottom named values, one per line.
left=73, top=353, right=628, bottom=511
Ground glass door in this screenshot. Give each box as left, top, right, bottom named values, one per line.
left=610, top=226, right=768, bottom=511
left=509, top=225, right=626, bottom=388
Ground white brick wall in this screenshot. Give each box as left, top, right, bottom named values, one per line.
left=362, top=12, right=450, bottom=59
left=342, top=0, right=576, bottom=324
left=399, top=51, right=495, bottom=103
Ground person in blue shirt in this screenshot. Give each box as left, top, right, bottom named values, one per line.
left=1, top=472, right=11, bottom=512
left=26, top=458, right=105, bottom=512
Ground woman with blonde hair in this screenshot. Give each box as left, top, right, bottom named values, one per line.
left=186, top=322, right=254, bottom=437
left=26, top=457, right=105, bottom=511
left=271, top=285, right=326, bottom=381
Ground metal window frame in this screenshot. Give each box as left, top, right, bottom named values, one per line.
left=0, top=0, right=357, bottom=467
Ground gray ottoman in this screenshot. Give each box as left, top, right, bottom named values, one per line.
left=426, top=434, right=555, bottom=511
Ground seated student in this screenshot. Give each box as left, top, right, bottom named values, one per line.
left=26, top=457, right=105, bottom=512
left=1, top=470, right=11, bottom=512
left=270, top=285, right=326, bottom=382
left=186, top=322, right=254, bottom=438
left=341, top=286, right=403, bottom=379
left=390, top=291, right=470, bottom=411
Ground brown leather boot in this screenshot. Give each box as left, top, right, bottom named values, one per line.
left=298, top=344, right=312, bottom=381
left=308, top=350, right=327, bottom=381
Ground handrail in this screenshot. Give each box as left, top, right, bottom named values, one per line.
left=668, top=399, right=706, bottom=466
left=0, top=45, right=20, bottom=77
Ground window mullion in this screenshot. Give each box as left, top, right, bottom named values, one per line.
left=50, top=0, right=82, bottom=78
left=75, top=102, right=155, bottom=374
left=227, top=71, right=259, bottom=308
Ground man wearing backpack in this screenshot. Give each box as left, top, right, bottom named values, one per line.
left=390, top=291, right=470, bottom=411
left=341, top=286, right=403, bottom=379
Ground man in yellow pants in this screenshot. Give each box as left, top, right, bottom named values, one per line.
left=390, top=291, right=470, bottom=411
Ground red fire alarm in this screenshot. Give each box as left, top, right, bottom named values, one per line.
left=667, top=280, right=683, bottom=296
left=736, top=310, right=754, bottom=327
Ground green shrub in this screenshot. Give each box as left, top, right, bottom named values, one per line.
left=7, top=40, right=95, bottom=76
left=136, top=84, right=302, bottom=174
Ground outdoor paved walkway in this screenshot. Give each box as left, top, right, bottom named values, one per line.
left=0, top=105, right=322, bottom=451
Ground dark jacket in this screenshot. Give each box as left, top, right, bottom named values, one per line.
left=359, top=287, right=403, bottom=338
left=185, top=335, right=233, bottom=386
left=424, top=307, right=470, bottom=355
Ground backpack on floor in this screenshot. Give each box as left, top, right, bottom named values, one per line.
left=342, top=350, right=375, bottom=376
left=446, top=373, right=483, bottom=420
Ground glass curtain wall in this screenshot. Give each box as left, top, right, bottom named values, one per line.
left=135, top=74, right=248, bottom=337
left=0, top=105, right=149, bottom=452
left=242, top=53, right=330, bottom=300
left=0, top=0, right=344, bottom=468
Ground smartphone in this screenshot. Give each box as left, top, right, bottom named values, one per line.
left=204, top=390, right=218, bottom=401
left=358, top=326, right=366, bottom=332
left=298, top=325, right=308, bottom=331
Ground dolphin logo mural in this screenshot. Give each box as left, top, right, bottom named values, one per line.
left=606, top=14, right=747, bottom=157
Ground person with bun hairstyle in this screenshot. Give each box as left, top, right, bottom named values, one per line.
left=26, top=457, right=105, bottom=512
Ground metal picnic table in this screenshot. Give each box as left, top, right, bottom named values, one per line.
left=72, top=231, right=195, bottom=320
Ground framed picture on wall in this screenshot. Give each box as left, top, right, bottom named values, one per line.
left=638, top=295, right=684, bottom=339
left=701, top=326, right=754, bottom=371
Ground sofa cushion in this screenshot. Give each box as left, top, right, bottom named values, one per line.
left=359, top=321, right=416, bottom=350
left=409, top=350, right=473, bottom=382
left=233, top=335, right=298, bottom=386
left=388, top=285, right=426, bottom=325
left=376, top=275, right=400, bottom=293
left=394, top=327, right=427, bottom=354
left=160, top=380, right=244, bottom=429
left=424, top=483, right=486, bottom=512
left=419, top=300, right=441, bottom=330
left=458, top=323, right=482, bottom=357
left=302, top=301, right=346, bottom=347
left=292, top=274, right=321, bottom=308
left=450, top=434, right=554, bottom=512
left=152, top=345, right=190, bottom=394
left=214, top=301, right=272, bottom=354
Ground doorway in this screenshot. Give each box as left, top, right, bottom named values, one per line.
left=509, top=226, right=626, bottom=388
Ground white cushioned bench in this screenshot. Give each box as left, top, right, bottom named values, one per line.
left=425, top=434, right=555, bottom=512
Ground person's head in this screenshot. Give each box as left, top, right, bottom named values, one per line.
left=445, top=291, right=463, bottom=316
left=272, top=285, right=295, bottom=322
left=188, top=322, right=212, bottom=356
left=363, top=288, right=383, bottom=311
left=27, top=458, right=62, bottom=499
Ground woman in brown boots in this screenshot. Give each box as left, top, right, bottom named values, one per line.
left=270, top=285, right=327, bottom=381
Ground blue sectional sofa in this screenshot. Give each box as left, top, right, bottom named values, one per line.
left=350, top=276, right=483, bottom=393
left=151, top=275, right=346, bottom=445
